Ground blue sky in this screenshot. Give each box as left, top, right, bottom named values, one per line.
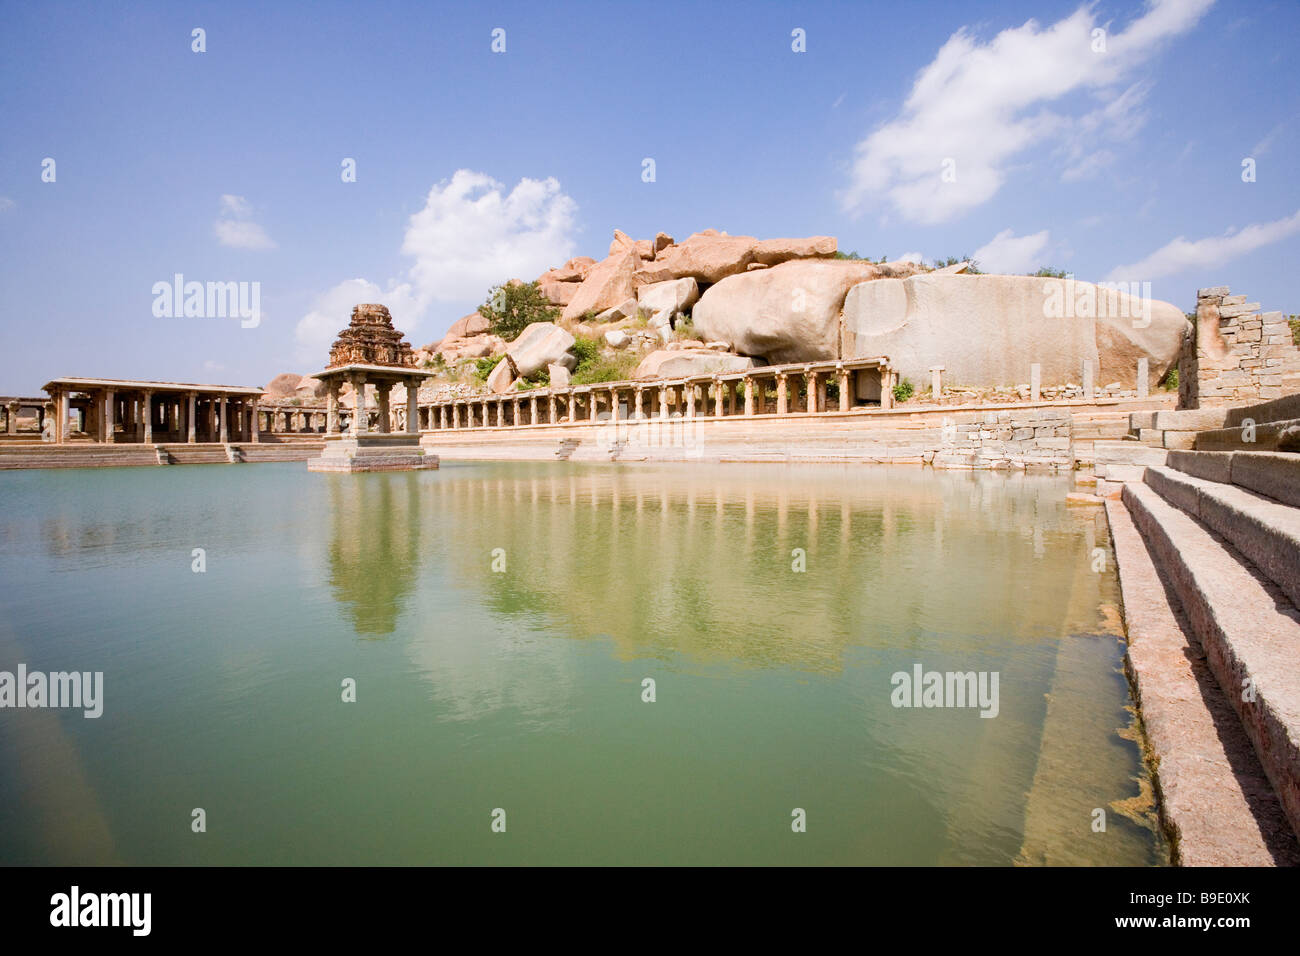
left=1, top=0, right=1297, bottom=394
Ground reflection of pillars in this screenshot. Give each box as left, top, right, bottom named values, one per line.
left=776, top=374, right=788, bottom=416
left=353, top=377, right=368, bottom=433
left=839, top=367, right=851, bottom=411
left=251, top=399, right=261, bottom=442
left=103, top=389, right=116, bottom=443
left=187, top=392, right=196, bottom=443
left=743, top=377, right=754, bottom=416
left=327, top=383, right=340, bottom=433
left=658, top=385, right=669, bottom=420
left=218, top=394, right=228, bottom=443
left=407, top=383, right=420, bottom=435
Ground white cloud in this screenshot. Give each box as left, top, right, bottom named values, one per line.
left=0, top=196, right=14, bottom=213
left=1106, top=209, right=1300, bottom=281
left=214, top=194, right=276, bottom=250
left=895, top=251, right=925, bottom=264
left=841, top=0, right=1213, bottom=223
left=294, top=278, right=422, bottom=364
left=402, top=169, right=577, bottom=302
left=972, top=228, right=1051, bottom=274
left=293, top=170, right=578, bottom=362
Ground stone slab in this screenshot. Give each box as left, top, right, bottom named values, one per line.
left=1106, top=497, right=1299, bottom=865
left=1231, top=452, right=1300, bottom=509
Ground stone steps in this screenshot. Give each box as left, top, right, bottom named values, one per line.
left=1122, top=480, right=1300, bottom=842
left=1169, top=449, right=1300, bottom=509
left=0, top=446, right=163, bottom=469
left=1144, top=465, right=1300, bottom=609
left=1105, top=497, right=1299, bottom=864
left=1195, top=417, right=1300, bottom=451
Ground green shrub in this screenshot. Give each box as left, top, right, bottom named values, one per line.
left=892, top=378, right=915, bottom=403
left=1159, top=367, right=1179, bottom=392
left=1030, top=266, right=1068, bottom=278
left=572, top=350, right=641, bottom=386
left=570, top=335, right=600, bottom=372
left=477, top=280, right=559, bottom=341
left=472, top=354, right=504, bottom=383
left=1289, top=316, right=1300, bottom=347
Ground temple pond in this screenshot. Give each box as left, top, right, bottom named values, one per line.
left=0, top=461, right=1166, bottom=865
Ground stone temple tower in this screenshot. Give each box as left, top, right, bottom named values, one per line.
left=327, top=304, right=416, bottom=370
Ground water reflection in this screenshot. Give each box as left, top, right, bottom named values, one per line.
left=326, top=474, right=422, bottom=635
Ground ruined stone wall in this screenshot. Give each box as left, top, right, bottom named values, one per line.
left=1180, top=286, right=1300, bottom=408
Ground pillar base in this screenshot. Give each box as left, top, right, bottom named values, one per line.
left=306, top=433, right=437, bottom=472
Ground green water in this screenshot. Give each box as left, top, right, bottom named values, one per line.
left=0, top=461, right=1165, bottom=865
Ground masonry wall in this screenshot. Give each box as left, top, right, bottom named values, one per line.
left=1180, top=285, right=1300, bottom=408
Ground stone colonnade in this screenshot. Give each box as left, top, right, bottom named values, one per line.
left=316, top=366, right=423, bottom=438
left=1, top=397, right=51, bottom=435
left=423, top=359, right=896, bottom=431
left=40, top=379, right=266, bottom=444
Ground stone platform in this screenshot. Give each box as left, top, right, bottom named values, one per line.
left=307, top=434, right=437, bottom=473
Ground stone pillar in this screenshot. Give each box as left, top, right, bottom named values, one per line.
left=547, top=394, right=557, bottom=424
left=103, top=389, right=116, bottom=443
left=880, top=370, right=894, bottom=411
left=54, top=389, right=67, bottom=443
left=685, top=384, right=696, bottom=418
left=566, top=394, right=576, bottom=422
left=659, top=385, right=669, bottom=420
left=327, top=383, right=340, bottom=434
left=185, top=392, right=196, bottom=443
left=743, top=377, right=755, bottom=416
left=530, top=395, right=539, bottom=425
left=635, top=388, right=645, bottom=420
left=838, top=368, right=851, bottom=411
left=817, top=373, right=827, bottom=413
left=251, top=399, right=261, bottom=442
left=376, top=385, right=391, bottom=434
left=727, top=382, right=737, bottom=416
left=407, top=382, right=420, bottom=434
left=806, top=371, right=818, bottom=414
left=218, top=394, right=228, bottom=443
left=1082, top=359, right=1094, bottom=400
left=713, top=379, right=724, bottom=417
left=1136, top=358, right=1149, bottom=399
left=609, top=387, right=620, bottom=421
left=352, top=377, right=368, bottom=433
left=776, top=374, right=788, bottom=416
left=1030, top=363, right=1041, bottom=403
left=141, top=390, right=153, bottom=444
left=930, top=365, right=944, bottom=399
left=5, top=401, right=17, bottom=435
left=589, top=391, right=599, bottom=422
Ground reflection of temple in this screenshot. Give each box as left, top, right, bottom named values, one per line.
left=308, top=304, right=437, bottom=472
left=326, top=472, right=423, bottom=635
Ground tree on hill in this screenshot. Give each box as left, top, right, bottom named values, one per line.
left=477, top=280, right=558, bottom=341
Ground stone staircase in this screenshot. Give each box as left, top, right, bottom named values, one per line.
left=554, top=438, right=581, bottom=461
left=0, top=444, right=163, bottom=469
left=1105, top=392, right=1300, bottom=864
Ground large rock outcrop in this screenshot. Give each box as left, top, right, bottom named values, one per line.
left=841, top=274, right=1188, bottom=389
left=635, top=230, right=837, bottom=285
left=561, top=248, right=641, bottom=321
left=692, top=259, right=924, bottom=363
left=505, top=322, right=575, bottom=378
left=637, top=277, right=699, bottom=328
left=633, top=349, right=765, bottom=380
